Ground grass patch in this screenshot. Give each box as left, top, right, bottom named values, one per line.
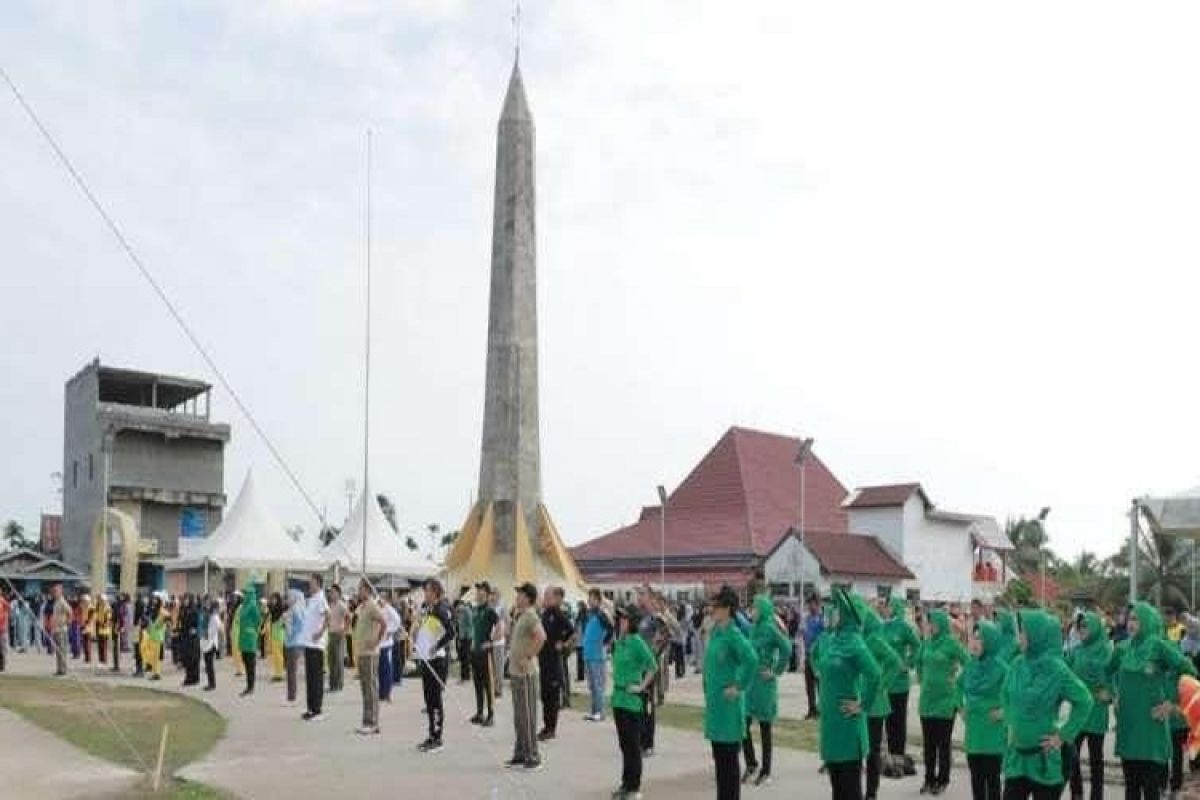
left=656, top=702, right=820, bottom=751
left=0, top=675, right=229, bottom=798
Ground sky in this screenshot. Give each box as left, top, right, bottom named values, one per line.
left=2, top=1, right=1199, bottom=562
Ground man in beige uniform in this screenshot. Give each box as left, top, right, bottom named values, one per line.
left=353, top=580, right=386, bottom=735
left=51, top=583, right=71, bottom=676
left=327, top=584, right=349, bottom=692
left=505, top=582, right=546, bottom=771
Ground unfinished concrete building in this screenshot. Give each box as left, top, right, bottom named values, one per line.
left=62, top=359, right=229, bottom=589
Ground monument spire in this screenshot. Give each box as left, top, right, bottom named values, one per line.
left=443, top=53, right=583, bottom=597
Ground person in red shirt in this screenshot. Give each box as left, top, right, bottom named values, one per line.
left=0, top=589, right=11, bottom=672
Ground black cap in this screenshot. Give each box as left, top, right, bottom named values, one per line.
left=515, top=582, right=538, bottom=603
left=475, top=581, right=492, bottom=593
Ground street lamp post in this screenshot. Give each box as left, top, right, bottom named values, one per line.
left=657, top=485, right=668, bottom=595
left=794, top=438, right=815, bottom=603
left=1033, top=506, right=1051, bottom=607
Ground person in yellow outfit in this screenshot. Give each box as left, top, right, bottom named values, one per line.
left=267, top=593, right=286, bottom=682
left=95, top=594, right=112, bottom=665
left=141, top=598, right=167, bottom=680
left=80, top=592, right=94, bottom=663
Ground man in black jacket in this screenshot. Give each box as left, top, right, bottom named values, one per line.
left=415, top=579, right=455, bottom=752
left=537, top=586, right=574, bottom=741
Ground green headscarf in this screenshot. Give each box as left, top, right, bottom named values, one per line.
left=888, top=595, right=908, bottom=622
left=1121, top=602, right=1164, bottom=672
left=1073, top=612, right=1113, bottom=686
left=1009, top=610, right=1064, bottom=722
left=752, top=594, right=776, bottom=632
left=858, top=596, right=883, bottom=637
left=928, top=608, right=951, bottom=640
left=963, top=620, right=1006, bottom=696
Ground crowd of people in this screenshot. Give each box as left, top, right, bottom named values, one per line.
left=5, top=577, right=1200, bottom=800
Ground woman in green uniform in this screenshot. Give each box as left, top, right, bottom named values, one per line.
left=881, top=595, right=921, bottom=778
left=856, top=596, right=903, bottom=800
left=1002, top=609, right=1092, bottom=800
left=917, top=608, right=968, bottom=794
left=1067, top=612, right=1112, bottom=800
left=995, top=609, right=1020, bottom=664
left=703, top=586, right=759, bottom=800
left=610, top=604, right=659, bottom=800
left=959, top=620, right=1009, bottom=800
left=742, top=594, right=792, bottom=787
left=816, top=588, right=882, bottom=800
left=1114, top=602, right=1195, bottom=800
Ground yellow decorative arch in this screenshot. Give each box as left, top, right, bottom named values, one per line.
left=91, top=507, right=139, bottom=596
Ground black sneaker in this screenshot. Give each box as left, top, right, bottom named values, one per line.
left=482, top=715, right=494, bottom=728
left=920, top=783, right=933, bottom=795
left=301, top=711, right=315, bottom=721
left=523, top=758, right=543, bottom=771
left=755, top=773, right=773, bottom=787
left=742, top=765, right=758, bottom=784
left=504, top=757, right=524, bottom=769
left=537, top=729, right=555, bottom=742
left=469, top=714, right=483, bottom=725
left=418, top=738, right=436, bottom=752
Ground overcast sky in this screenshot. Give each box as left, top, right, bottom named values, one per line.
left=3, top=1, right=1199, bottom=562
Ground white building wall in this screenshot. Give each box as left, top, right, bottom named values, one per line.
left=904, top=516, right=975, bottom=603
left=846, top=507, right=905, bottom=560
left=764, top=535, right=905, bottom=600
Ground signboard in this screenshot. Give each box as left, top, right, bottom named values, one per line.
left=40, top=514, right=62, bottom=553
left=180, top=507, right=207, bottom=539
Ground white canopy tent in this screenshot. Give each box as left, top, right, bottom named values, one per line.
left=1131, top=486, right=1200, bottom=601
left=320, top=491, right=437, bottom=581
left=173, top=470, right=328, bottom=581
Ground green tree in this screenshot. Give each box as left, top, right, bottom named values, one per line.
left=3, top=520, right=33, bottom=550
left=377, top=494, right=399, bottom=532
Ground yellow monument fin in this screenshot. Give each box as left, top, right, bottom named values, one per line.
left=445, top=501, right=485, bottom=572
left=536, top=505, right=584, bottom=589
left=463, top=502, right=496, bottom=582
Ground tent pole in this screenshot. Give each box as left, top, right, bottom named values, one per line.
left=1129, top=499, right=1139, bottom=603
left=361, top=128, right=372, bottom=580
left=203, top=558, right=209, bottom=595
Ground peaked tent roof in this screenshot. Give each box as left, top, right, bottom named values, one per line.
left=1140, top=487, right=1200, bottom=539
left=572, top=426, right=849, bottom=563
left=321, top=491, right=437, bottom=580
left=173, top=470, right=326, bottom=571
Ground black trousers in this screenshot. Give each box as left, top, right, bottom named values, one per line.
left=640, top=689, right=657, bottom=751
left=712, top=741, right=742, bottom=800
left=183, top=634, right=200, bottom=684
left=110, top=631, right=121, bottom=671
left=471, top=649, right=494, bottom=717
left=458, top=638, right=472, bottom=681
left=1003, top=776, right=1063, bottom=800
left=561, top=653, right=572, bottom=707
left=828, top=760, right=865, bottom=800
left=541, top=666, right=562, bottom=733
left=242, top=650, right=257, bottom=692
left=203, top=648, right=216, bottom=689
left=1121, top=759, right=1162, bottom=800
left=921, top=716, right=954, bottom=787
left=576, top=647, right=585, bottom=682
left=421, top=656, right=448, bottom=740
left=866, top=716, right=884, bottom=797
left=1170, top=728, right=1187, bottom=792
left=742, top=719, right=773, bottom=775
left=671, top=642, right=685, bottom=679
left=887, top=691, right=909, bottom=754
left=304, top=647, right=324, bottom=714
left=1069, top=732, right=1105, bottom=800
left=804, top=657, right=820, bottom=715
left=614, top=707, right=644, bottom=791
left=968, top=754, right=1002, bottom=800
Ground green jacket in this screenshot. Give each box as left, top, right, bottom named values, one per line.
left=995, top=609, right=1020, bottom=664
left=611, top=632, right=658, bottom=714
left=746, top=595, right=792, bottom=722
left=1003, top=610, right=1093, bottom=785
left=1113, top=602, right=1195, bottom=763
left=1068, top=612, right=1113, bottom=736
left=917, top=609, right=968, bottom=719
left=703, top=618, right=758, bottom=743
left=881, top=596, right=921, bottom=694
left=815, top=588, right=881, bottom=764
left=857, top=596, right=903, bottom=719
left=958, top=621, right=1009, bottom=755
left=237, top=588, right=262, bottom=653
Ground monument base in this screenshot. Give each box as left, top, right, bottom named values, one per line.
left=442, top=500, right=585, bottom=602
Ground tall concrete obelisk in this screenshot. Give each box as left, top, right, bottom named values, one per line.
left=443, top=60, right=583, bottom=596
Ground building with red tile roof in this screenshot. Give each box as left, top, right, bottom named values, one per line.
left=571, top=426, right=854, bottom=597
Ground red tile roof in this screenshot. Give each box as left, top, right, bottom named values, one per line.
left=844, top=483, right=931, bottom=510
left=779, top=530, right=913, bottom=580
left=572, top=426, right=849, bottom=566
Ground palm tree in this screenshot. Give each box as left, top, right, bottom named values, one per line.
left=1100, top=530, right=1191, bottom=608
left=2, top=520, right=33, bottom=550
left=1005, top=517, right=1052, bottom=577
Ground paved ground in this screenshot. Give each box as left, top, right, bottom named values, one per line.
left=0, top=650, right=977, bottom=800
left=0, top=705, right=141, bottom=799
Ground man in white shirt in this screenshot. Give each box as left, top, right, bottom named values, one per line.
left=379, top=592, right=402, bottom=702
left=301, top=573, right=330, bottom=721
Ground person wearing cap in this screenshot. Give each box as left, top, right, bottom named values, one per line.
left=470, top=581, right=499, bottom=727
left=610, top=603, right=658, bottom=800
left=506, top=581, right=547, bottom=770
left=353, top=579, right=385, bottom=735
left=538, top=585, right=574, bottom=741
left=704, top=586, right=759, bottom=800
left=814, top=587, right=882, bottom=800
left=415, top=578, right=455, bottom=752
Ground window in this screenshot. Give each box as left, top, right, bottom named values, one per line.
left=769, top=582, right=792, bottom=597
left=876, top=585, right=891, bottom=599
left=88, top=453, right=94, bottom=482
left=72, top=461, right=78, bottom=488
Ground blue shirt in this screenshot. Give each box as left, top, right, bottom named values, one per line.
left=802, top=614, right=824, bottom=649
left=286, top=606, right=305, bottom=648
left=582, top=611, right=609, bottom=662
